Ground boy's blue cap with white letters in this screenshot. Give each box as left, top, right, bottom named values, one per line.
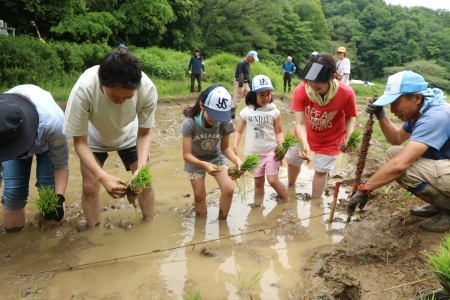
left=118, top=44, right=128, bottom=50
left=200, top=85, right=232, bottom=122
left=247, top=51, right=259, bottom=61
left=373, top=71, right=429, bottom=106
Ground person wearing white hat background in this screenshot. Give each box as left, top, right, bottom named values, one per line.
left=231, top=50, right=259, bottom=119
left=118, top=44, right=128, bottom=53
left=180, top=85, right=243, bottom=220
left=336, top=46, right=351, bottom=86
left=0, top=85, right=68, bottom=233
left=347, top=71, right=450, bottom=232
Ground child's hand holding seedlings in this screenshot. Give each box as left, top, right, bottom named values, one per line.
left=204, top=162, right=222, bottom=176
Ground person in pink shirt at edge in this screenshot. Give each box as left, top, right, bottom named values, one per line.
left=285, top=53, right=357, bottom=197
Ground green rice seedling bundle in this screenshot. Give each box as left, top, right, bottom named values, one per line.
left=29, top=186, right=61, bottom=229
left=346, top=129, right=362, bottom=152
left=127, top=165, right=153, bottom=207
left=274, top=131, right=299, bottom=161
left=213, top=161, right=222, bottom=171
left=228, top=154, right=260, bottom=180
left=228, top=154, right=260, bottom=203
left=425, top=233, right=450, bottom=293
left=296, top=136, right=311, bottom=164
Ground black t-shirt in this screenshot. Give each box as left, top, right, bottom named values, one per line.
left=32, top=25, right=39, bottom=37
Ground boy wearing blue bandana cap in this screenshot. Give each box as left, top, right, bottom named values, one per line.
left=347, top=70, right=450, bottom=232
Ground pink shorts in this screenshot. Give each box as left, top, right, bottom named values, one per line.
left=252, top=154, right=282, bottom=177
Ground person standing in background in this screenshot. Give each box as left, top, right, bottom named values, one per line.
left=336, top=47, right=351, bottom=86
left=118, top=44, right=128, bottom=53
left=187, top=49, right=205, bottom=95
left=231, top=51, right=259, bottom=119
left=282, top=56, right=296, bottom=94
left=30, top=21, right=42, bottom=39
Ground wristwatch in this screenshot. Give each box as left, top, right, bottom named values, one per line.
left=359, top=180, right=372, bottom=195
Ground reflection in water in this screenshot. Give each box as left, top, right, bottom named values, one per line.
left=0, top=100, right=350, bottom=299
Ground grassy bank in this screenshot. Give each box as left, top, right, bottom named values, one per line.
left=0, top=39, right=386, bottom=100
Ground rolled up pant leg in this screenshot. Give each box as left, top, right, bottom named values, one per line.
left=232, top=81, right=249, bottom=109
left=2, top=151, right=55, bottom=210
left=386, top=146, right=450, bottom=197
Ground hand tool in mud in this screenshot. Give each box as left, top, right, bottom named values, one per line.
left=346, top=94, right=378, bottom=222
left=328, top=181, right=341, bottom=223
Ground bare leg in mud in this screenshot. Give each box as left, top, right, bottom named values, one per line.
left=80, top=160, right=103, bottom=228
left=129, top=161, right=155, bottom=221
left=3, top=208, right=26, bottom=233
left=287, top=165, right=301, bottom=186
left=190, top=168, right=233, bottom=220
left=215, top=168, right=234, bottom=220
left=312, top=171, right=328, bottom=198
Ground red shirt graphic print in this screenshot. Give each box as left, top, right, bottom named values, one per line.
left=292, top=81, right=357, bottom=156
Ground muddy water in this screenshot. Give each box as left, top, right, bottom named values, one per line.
left=0, top=98, right=350, bottom=299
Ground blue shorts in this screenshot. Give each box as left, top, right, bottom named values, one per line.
left=1, top=151, right=55, bottom=211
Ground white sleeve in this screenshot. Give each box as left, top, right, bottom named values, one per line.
left=343, top=59, right=351, bottom=74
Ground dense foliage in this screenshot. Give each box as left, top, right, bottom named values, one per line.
left=1, top=0, right=450, bottom=82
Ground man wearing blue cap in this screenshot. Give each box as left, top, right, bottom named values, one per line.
left=346, top=70, right=450, bottom=232
left=231, top=50, right=259, bottom=119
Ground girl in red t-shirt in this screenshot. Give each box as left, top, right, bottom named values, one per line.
left=285, top=53, right=357, bottom=197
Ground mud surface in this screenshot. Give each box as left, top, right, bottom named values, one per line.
left=0, top=95, right=444, bottom=299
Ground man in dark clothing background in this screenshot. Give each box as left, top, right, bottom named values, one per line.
left=231, top=50, right=259, bottom=119
left=30, top=21, right=42, bottom=39
left=187, top=49, right=205, bottom=95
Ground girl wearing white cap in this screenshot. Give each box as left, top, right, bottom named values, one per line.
left=180, top=85, right=243, bottom=220
left=233, top=75, right=290, bottom=202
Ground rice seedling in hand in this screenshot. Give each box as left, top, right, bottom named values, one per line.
left=274, top=131, right=299, bottom=161
left=228, top=154, right=260, bottom=203
left=29, top=186, right=63, bottom=230
left=341, top=129, right=362, bottom=153
left=425, top=233, right=450, bottom=293
left=127, top=165, right=153, bottom=207
left=296, top=136, right=310, bottom=165
left=213, top=161, right=222, bottom=171
left=228, top=154, right=260, bottom=180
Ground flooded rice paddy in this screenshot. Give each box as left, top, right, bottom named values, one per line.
left=0, top=98, right=350, bottom=299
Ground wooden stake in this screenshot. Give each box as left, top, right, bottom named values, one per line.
left=328, top=182, right=341, bottom=223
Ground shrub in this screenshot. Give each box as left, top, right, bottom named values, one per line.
left=0, top=35, right=64, bottom=86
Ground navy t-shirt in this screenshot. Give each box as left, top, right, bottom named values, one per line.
left=402, top=103, right=450, bottom=160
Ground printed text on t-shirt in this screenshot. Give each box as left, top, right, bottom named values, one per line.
left=306, top=106, right=337, bottom=131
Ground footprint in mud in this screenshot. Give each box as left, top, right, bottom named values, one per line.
left=118, top=219, right=135, bottom=231
left=296, top=192, right=312, bottom=201
left=200, top=247, right=220, bottom=257
left=104, top=222, right=114, bottom=229
left=249, top=202, right=264, bottom=209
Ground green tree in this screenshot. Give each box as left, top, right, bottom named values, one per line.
left=291, top=0, right=330, bottom=51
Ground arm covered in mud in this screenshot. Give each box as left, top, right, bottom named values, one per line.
left=72, top=135, right=127, bottom=198
left=294, top=111, right=310, bottom=160
left=221, top=135, right=243, bottom=171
